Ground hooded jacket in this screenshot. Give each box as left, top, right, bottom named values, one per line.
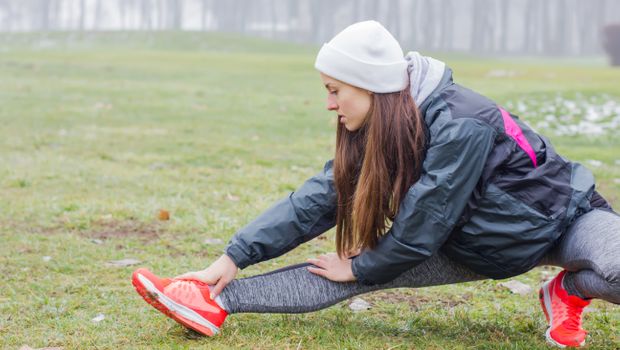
left=223, top=66, right=611, bottom=285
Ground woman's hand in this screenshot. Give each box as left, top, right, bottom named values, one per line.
left=306, top=252, right=357, bottom=282
left=175, top=254, right=238, bottom=299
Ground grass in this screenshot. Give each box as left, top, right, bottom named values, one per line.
left=0, top=32, right=618, bottom=349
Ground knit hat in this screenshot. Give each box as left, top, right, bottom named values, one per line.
left=314, top=20, right=408, bottom=93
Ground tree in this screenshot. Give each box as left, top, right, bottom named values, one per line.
left=0, top=0, right=12, bottom=31
left=386, top=0, right=401, bottom=42
left=439, top=0, right=454, bottom=51
left=93, top=0, right=104, bottom=29
left=499, top=0, right=509, bottom=53
left=140, top=0, right=153, bottom=30
left=201, top=0, right=211, bottom=31
left=78, top=0, right=86, bottom=30
left=522, top=0, right=541, bottom=54
left=168, top=0, right=183, bottom=30
left=36, top=0, right=51, bottom=30
left=471, top=0, right=496, bottom=53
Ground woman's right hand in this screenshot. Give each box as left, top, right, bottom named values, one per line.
left=175, top=254, right=238, bottom=299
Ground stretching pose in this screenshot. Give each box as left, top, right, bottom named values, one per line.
left=132, top=21, right=619, bottom=348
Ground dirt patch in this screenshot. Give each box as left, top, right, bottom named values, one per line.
left=84, top=219, right=164, bottom=242
left=364, top=290, right=473, bottom=310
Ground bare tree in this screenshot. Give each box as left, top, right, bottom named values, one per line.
left=523, top=0, right=541, bottom=54
left=386, top=0, right=401, bottom=42
left=162, top=0, right=183, bottom=30
left=35, top=0, right=51, bottom=30
left=553, top=0, right=570, bottom=55
left=0, top=0, right=614, bottom=56
left=139, top=0, right=153, bottom=30
left=285, top=0, right=299, bottom=41
left=420, top=0, right=436, bottom=50
left=156, top=0, right=165, bottom=29
left=0, top=0, right=12, bottom=31
left=439, top=0, right=454, bottom=51
left=310, top=0, right=326, bottom=42
left=406, top=0, right=420, bottom=50
left=365, top=0, right=379, bottom=21
left=78, top=0, right=86, bottom=30
left=499, top=0, right=509, bottom=53
left=201, top=0, right=211, bottom=31
left=354, top=0, right=365, bottom=22
left=93, top=0, right=104, bottom=29
left=118, top=0, right=128, bottom=29
left=471, top=0, right=496, bottom=53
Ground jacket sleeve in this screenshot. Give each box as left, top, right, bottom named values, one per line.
left=351, top=117, right=497, bottom=285
left=223, top=159, right=337, bottom=269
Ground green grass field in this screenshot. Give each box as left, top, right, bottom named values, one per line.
left=1, top=32, right=618, bottom=349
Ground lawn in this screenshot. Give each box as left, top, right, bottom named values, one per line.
left=0, top=32, right=618, bottom=349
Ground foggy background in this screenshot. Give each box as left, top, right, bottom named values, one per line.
left=1, top=0, right=620, bottom=56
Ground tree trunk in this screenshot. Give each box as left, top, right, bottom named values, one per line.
left=554, top=0, right=569, bottom=55
left=93, top=0, right=104, bottom=30
left=38, top=0, right=51, bottom=30
left=310, top=0, right=323, bottom=43
left=439, top=0, right=454, bottom=51
left=523, top=0, right=540, bottom=54
left=170, top=0, right=183, bottom=30
left=286, top=0, right=299, bottom=41
left=407, top=0, right=419, bottom=50
left=270, top=0, right=277, bottom=39
left=366, top=0, right=379, bottom=22
left=386, top=0, right=401, bottom=42
left=0, top=0, right=11, bottom=31
left=354, top=0, right=364, bottom=21
left=201, top=0, right=210, bottom=31
left=79, top=0, right=86, bottom=31
left=499, top=0, right=509, bottom=53
left=140, top=0, right=151, bottom=30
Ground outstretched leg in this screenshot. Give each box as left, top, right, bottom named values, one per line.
left=218, top=252, right=484, bottom=314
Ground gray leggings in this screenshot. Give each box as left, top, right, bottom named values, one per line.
left=219, top=209, right=620, bottom=314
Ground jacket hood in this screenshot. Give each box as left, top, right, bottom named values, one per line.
left=405, top=52, right=448, bottom=108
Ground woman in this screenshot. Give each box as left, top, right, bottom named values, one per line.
left=132, top=21, right=619, bottom=348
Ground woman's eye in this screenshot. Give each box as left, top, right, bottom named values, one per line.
left=330, top=91, right=337, bottom=95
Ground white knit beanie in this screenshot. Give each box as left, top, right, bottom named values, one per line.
left=314, top=20, right=408, bottom=93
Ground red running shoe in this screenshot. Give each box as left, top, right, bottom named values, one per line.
left=132, top=268, right=228, bottom=336
left=539, top=270, right=591, bottom=348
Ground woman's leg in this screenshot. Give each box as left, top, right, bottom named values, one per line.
left=541, top=208, right=620, bottom=304
left=218, top=252, right=485, bottom=314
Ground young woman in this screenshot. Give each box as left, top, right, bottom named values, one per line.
left=132, top=21, right=619, bottom=348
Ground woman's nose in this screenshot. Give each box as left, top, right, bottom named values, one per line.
left=326, top=98, right=338, bottom=111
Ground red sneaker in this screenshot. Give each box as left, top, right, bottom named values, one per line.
left=132, top=268, right=228, bottom=336
left=539, top=270, right=591, bottom=348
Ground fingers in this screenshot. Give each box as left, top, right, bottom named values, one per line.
left=306, top=257, right=327, bottom=269
left=175, top=271, right=199, bottom=280
left=306, top=266, right=326, bottom=277
left=176, top=270, right=217, bottom=285
left=210, top=278, right=229, bottom=299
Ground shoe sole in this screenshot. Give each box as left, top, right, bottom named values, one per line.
left=132, top=272, right=219, bottom=336
left=539, top=279, right=585, bottom=348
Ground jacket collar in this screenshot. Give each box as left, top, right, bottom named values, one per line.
left=417, top=66, right=454, bottom=115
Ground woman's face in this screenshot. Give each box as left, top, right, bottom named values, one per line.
left=319, top=73, right=372, bottom=131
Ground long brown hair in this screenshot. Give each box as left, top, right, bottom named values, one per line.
left=334, top=86, right=426, bottom=258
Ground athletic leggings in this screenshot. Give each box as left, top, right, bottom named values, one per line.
left=218, top=209, right=620, bottom=314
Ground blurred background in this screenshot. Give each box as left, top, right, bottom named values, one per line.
left=1, top=3, right=619, bottom=349
left=1, top=0, right=620, bottom=60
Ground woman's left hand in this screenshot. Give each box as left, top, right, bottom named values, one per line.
left=306, top=252, right=357, bottom=282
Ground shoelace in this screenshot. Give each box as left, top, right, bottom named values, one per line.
left=553, top=299, right=585, bottom=332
